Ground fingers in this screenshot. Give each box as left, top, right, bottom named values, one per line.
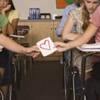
left=25, top=45, right=40, bottom=58
left=31, top=46, right=40, bottom=58
left=32, top=45, right=40, bottom=52
left=54, top=42, right=64, bottom=47
left=2, top=4, right=11, bottom=12
left=32, top=52, right=40, bottom=58
left=54, top=42, right=67, bottom=52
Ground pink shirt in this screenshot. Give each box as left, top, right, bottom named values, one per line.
left=90, top=6, right=100, bottom=42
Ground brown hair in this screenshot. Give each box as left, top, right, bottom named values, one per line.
left=7, top=0, right=15, bottom=10
left=82, top=5, right=89, bottom=30
left=9, top=0, right=15, bottom=10
left=74, top=0, right=82, bottom=6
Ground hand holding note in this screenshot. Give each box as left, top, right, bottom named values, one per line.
left=36, top=37, right=57, bottom=57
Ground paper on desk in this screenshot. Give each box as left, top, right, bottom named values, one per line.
left=77, top=43, right=100, bottom=52
left=36, top=37, right=57, bottom=57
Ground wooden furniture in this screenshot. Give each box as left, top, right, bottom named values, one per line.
left=18, top=19, right=62, bottom=61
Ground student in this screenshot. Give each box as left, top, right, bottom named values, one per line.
left=55, top=0, right=80, bottom=37
left=55, top=3, right=100, bottom=52
left=0, top=33, right=40, bottom=97
left=56, top=0, right=100, bottom=75
left=0, top=0, right=37, bottom=97
left=0, top=0, right=19, bottom=34
left=0, top=0, right=19, bottom=96
left=55, top=1, right=100, bottom=98
left=56, top=0, right=81, bottom=66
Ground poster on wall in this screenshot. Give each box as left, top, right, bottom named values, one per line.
left=56, top=0, right=74, bottom=9
left=56, top=0, right=67, bottom=8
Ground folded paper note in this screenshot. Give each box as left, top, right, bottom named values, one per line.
left=36, top=37, right=57, bottom=57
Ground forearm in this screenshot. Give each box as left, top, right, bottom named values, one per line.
left=7, top=23, right=15, bottom=34
left=62, top=32, right=81, bottom=41
left=64, top=36, right=88, bottom=50
left=6, top=19, right=19, bottom=34
left=62, top=16, right=75, bottom=40
left=64, top=24, right=97, bottom=50
left=0, top=34, right=27, bottom=54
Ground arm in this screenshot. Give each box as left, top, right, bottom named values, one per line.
left=63, top=32, right=81, bottom=40
left=55, top=23, right=98, bottom=52
left=56, top=9, right=68, bottom=37
left=62, top=14, right=80, bottom=41
left=7, top=18, right=19, bottom=34
left=2, top=5, right=19, bottom=34
left=56, top=4, right=77, bottom=37
left=0, top=34, right=39, bottom=56
left=1, top=18, right=19, bottom=35
left=6, top=10, right=19, bottom=34
left=66, top=23, right=97, bottom=48
left=0, top=34, right=28, bottom=53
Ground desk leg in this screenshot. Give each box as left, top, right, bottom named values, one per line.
left=64, top=62, right=67, bottom=100
left=81, top=56, right=86, bottom=100
left=63, top=50, right=73, bottom=100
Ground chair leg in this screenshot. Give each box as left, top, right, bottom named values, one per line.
left=0, top=89, right=5, bottom=100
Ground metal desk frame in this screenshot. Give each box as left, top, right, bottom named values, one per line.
left=63, top=48, right=98, bottom=100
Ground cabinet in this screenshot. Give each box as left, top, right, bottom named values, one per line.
left=18, top=19, right=62, bottom=61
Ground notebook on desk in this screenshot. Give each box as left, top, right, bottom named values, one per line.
left=77, top=43, right=100, bottom=52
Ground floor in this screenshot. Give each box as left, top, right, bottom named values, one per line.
left=17, top=61, right=65, bottom=100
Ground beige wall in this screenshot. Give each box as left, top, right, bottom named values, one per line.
left=13, top=0, right=64, bottom=19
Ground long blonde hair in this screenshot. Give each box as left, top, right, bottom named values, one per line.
left=82, top=5, right=89, bottom=30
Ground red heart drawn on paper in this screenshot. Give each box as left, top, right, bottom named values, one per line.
left=40, top=40, right=51, bottom=50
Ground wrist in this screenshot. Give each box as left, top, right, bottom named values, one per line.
left=64, top=43, right=71, bottom=51
left=22, top=47, right=27, bottom=55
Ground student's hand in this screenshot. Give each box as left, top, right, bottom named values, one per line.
left=2, top=4, right=11, bottom=15
left=31, top=45, right=40, bottom=58
left=54, top=41, right=67, bottom=52
left=26, top=45, right=40, bottom=58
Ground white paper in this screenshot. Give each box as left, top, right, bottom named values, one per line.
left=36, top=37, right=57, bottom=57
left=79, top=43, right=100, bottom=49
left=77, top=43, right=100, bottom=52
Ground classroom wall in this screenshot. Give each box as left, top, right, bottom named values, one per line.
left=13, top=0, right=64, bottom=19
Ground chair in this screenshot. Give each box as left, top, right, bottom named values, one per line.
left=10, top=25, right=31, bottom=83
left=0, top=86, right=4, bottom=100
left=9, top=25, right=32, bottom=99
left=76, top=44, right=100, bottom=100
left=63, top=49, right=87, bottom=100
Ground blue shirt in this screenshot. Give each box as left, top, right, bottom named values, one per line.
left=56, top=4, right=77, bottom=37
